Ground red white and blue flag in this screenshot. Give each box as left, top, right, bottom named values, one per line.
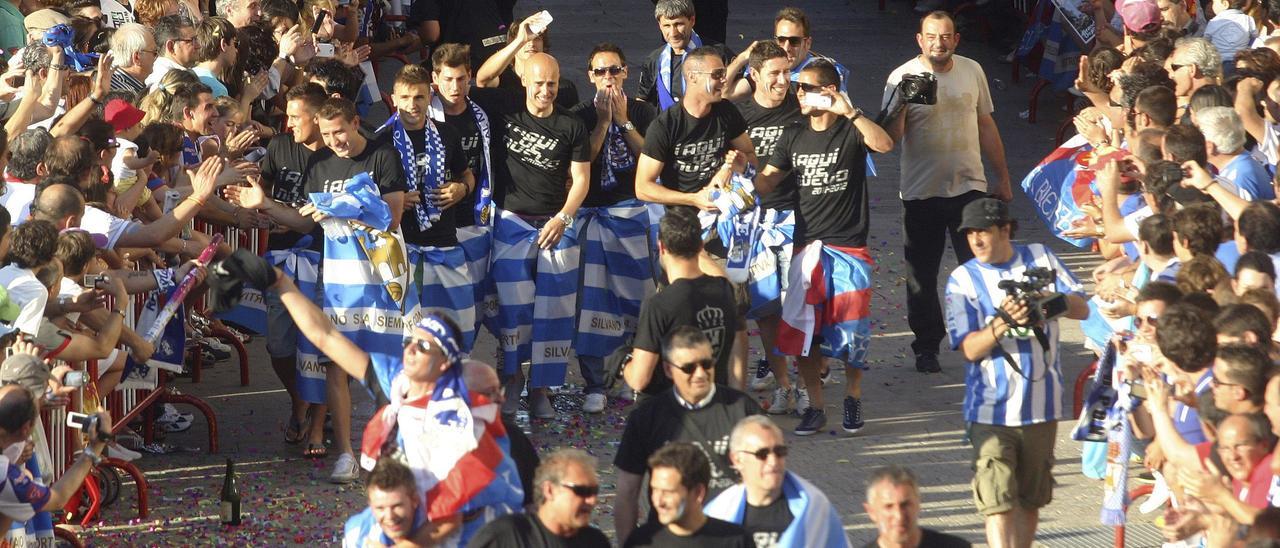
left=1020, top=135, right=1098, bottom=249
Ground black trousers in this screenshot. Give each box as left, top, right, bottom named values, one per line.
left=903, top=190, right=985, bottom=355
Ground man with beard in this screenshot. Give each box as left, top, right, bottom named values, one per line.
left=470, top=449, right=611, bottom=547
left=623, top=442, right=752, bottom=547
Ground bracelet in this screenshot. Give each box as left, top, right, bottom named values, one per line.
left=89, top=94, right=103, bottom=105
left=49, top=64, right=68, bottom=71
left=187, top=195, right=207, bottom=207
left=112, top=309, right=127, bottom=318
left=180, top=239, right=189, bottom=254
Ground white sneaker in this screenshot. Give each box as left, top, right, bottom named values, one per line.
left=582, top=393, right=606, bottom=413
left=329, top=453, right=359, bottom=484
left=157, top=404, right=193, bottom=424
left=749, top=360, right=775, bottom=391
left=107, top=442, right=141, bottom=462
left=1139, top=471, right=1172, bottom=514
left=767, top=386, right=793, bottom=415
left=794, top=387, right=810, bottom=416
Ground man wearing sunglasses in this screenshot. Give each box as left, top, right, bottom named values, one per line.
left=723, top=7, right=850, bottom=101
left=146, top=15, right=199, bottom=90
left=470, top=448, right=610, bottom=547
left=615, top=326, right=761, bottom=543
left=706, top=416, right=851, bottom=547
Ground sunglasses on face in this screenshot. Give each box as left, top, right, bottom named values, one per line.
left=739, top=445, right=789, bottom=460
left=401, top=337, right=434, bottom=354
left=1135, top=315, right=1159, bottom=328
left=591, top=65, right=624, bottom=76
left=775, top=35, right=805, bottom=47
left=692, top=68, right=727, bottom=81
left=560, top=482, right=600, bottom=498
left=672, top=358, right=714, bottom=375
left=796, top=81, right=829, bottom=93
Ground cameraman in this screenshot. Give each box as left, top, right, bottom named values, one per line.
left=943, top=198, right=1087, bottom=548
left=884, top=11, right=1013, bottom=374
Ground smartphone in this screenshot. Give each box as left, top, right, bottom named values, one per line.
left=243, top=147, right=268, bottom=163
left=311, top=9, right=328, bottom=34
left=528, top=10, right=553, bottom=35
left=802, top=93, right=833, bottom=110
left=83, top=273, right=106, bottom=287
left=315, top=42, right=335, bottom=58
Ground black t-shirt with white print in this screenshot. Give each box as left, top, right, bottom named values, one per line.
left=767, top=117, right=869, bottom=249
left=742, top=495, right=793, bottom=548
left=374, top=122, right=469, bottom=248
left=569, top=97, right=658, bottom=207
left=632, top=274, right=739, bottom=395
left=471, top=87, right=592, bottom=217
left=260, top=134, right=317, bottom=250
left=302, top=137, right=407, bottom=251
left=442, top=109, right=484, bottom=228
left=733, top=93, right=802, bottom=211
left=641, top=100, right=748, bottom=194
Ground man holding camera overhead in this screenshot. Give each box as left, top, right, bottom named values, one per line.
left=884, top=11, right=1013, bottom=376
left=943, top=198, right=1088, bottom=548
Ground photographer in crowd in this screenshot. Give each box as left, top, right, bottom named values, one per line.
left=944, top=198, right=1088, bottom=548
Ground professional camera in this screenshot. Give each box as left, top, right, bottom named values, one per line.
left=897, top=72, right=937, bottom=105
left=995, top=267, right=1069, bottom=328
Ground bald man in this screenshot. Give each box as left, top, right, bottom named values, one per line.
left=29, top=184, right=85, bottom=229
left=468, top=53, right=591, bottom=419
left=462, top=359, right=540, bottom=508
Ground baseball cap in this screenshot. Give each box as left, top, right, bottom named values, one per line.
left=958, top=198, right=1012, bottom=231
left=0, top=353, right=48, bottom=399
left=1119, top=0, right=1162, bottom=34
left=0, top=287, right=21, bottom=324
left=23, top=9, right=69, bottom=36
left=104, top=99, right=145, bottom=134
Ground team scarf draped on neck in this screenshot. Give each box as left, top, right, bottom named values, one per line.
left=656, top=31, right=703, bottom=110
left=379, top=112, right=445, bottom=230
left=430, top=95, right=494, bottom=225
left=600, top=122, right=635, bottom=191
left=705, top=472, right=852, bottom=548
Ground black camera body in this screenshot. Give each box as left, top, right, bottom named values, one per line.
left=996, top=267, right=1068, bottom=328
left=897, top=72, right=938, bottom=105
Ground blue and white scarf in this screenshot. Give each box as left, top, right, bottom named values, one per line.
left=600, top=123, right=635, bottom=191
left=574, top=200, right=656, bottom=359
left=379, top=113, right=445, bottom=230
left=699, top=165, right=760, bottom=283
left=705, top=471, right=852, bottom=548
left=430, top=95, right=494, bottom=226
left=656, top=32, right=703, bottom=110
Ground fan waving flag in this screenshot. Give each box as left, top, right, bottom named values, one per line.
left=1020, top=134, right=1098, bottom=249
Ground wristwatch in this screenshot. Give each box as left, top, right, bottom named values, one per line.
left=849, top=106, right=863, bottom=121
left=554, top=212, right=574, bottom=228
left=622, top=121, right=636, bottom=132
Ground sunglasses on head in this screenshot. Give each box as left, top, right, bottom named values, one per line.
left=401, top=336, right=434, bottom=354
left=739, top=445, right=789, bottom=460
left=560, top=482, right=600, bottom=498
left=591, top=65, right=624, bottom=76
left=672, top=358, right=714, bottom=375
left=775, top=35, right=805, bottom=46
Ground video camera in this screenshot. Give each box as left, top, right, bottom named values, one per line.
left=67, top=411, right=112, bottom=442
left=996, top=267, right=1069, bottom=328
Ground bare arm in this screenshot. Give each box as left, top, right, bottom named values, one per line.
left=753, top=164, right=789, bottom=197
left=634, top=154, right=705, bottom=207
left=383, top=190, right=405, bottom=231
left=624, top=348, right=660, bottom=392
left=271, top=271, right=370, bottom=380
left=116, top=158, right=224, bottom=247
left=475, top=19, right=534, bottom=88
left=404, top=514, right=461, bottom=546
left=977, top=113, right=1012, bottom=201
left=730, top=327, right=746, bottom=391
left=1235, top=78, right=1268, bottom=144
left=721, top=42, right=759, bottom=101
left=1183, top=161, right=1251, bottom=220
left=614, top=470, right=643, bottom=544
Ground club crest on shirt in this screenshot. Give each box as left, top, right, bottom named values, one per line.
left=696, top=305, right=726, bottom=352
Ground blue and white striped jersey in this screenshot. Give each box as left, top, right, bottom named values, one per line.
left=945, top=243, right=1085, bottom=426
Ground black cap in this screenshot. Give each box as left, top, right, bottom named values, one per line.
left=958, top=198, right=1011, bottom=231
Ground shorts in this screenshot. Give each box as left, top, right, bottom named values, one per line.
left=262, top=288, right=296, bottom=359
left=969, top=421, right=1057, bottom=515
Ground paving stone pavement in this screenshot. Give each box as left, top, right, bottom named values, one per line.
left=74, top=0, right=1171, bottom=546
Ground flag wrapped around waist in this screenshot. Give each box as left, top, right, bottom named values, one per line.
left=269, top=247, right=328, bottom=404
left=407, top=244, right=477, bottom=351
left=746, top=208, right=796, bottom=319
left=458, top=225, right=496, bottom=336
left=705, top=472, right=851, bottom=548
left=490, top=209, right=580, bottom=387
left=574, top=200, right=656, bottom=359
left=776, top=241, right=874, bottom=367
left=1020, top=135, right=1097, bottom=248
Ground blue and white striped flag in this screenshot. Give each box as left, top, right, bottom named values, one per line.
left=458, top=225, right=496, bottom=337
left=574, top=200, right=656, bottom=359
left=269, top=247, right=328, bottom=405
left=490, top=209, right=579, bottom=388
left=407, top=244, right=478, bottom=351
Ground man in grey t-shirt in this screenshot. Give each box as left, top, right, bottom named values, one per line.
left=881, top=11, right=1011, bottom=375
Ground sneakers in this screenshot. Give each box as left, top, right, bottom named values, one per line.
left=157, top=405, right=193, bottom=432
left=106, top=442, right=141, bottom=462
left=1135, top=471, right=1156, bottom=484
left=329, top=452, right=359, bottom=484
left=529, top=391, right=556, bottom=420
left=197, top=337, right=231, bottom=361
left=749, top=359, right=774, bottom=391
left=794, top=387, right=810, bottom=415
left=767, top=386, right=793, bottom=415
left=842, top=396, right=865, bottom=433
left=915, top=352, right=941, bottom=373
left=582, top=393, right=606, bottom=413
left=795, top=407, right=827, bottom=436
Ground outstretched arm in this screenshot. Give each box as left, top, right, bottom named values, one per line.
left=270, top=269, right=369, bottom=380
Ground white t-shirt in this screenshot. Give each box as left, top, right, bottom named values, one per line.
left=57, top=277, right=83, bottom=324
left=145, top=57, right=191, bottom=90
left=0, top=265, right=47, bottom=335
left=882, top=54, right=994, bottom=200
left=1205, top=9, right=1258, bottom=62
left=1121, top=205, right=1153, bottom=241
left=0, top=181, right=34, bottom=225
left=80, top=206, right=136, bottom=250
left=110, top=137, right=139, bottom=183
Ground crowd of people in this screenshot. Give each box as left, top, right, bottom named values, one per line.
left=13, top=0, right=1272, bottom=544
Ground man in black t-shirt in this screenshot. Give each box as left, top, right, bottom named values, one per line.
left=614, top=326, right=761, bottom=543
left=381, top=65, right=481, bottom=350
left=863, top=466, right=972, bottom=548
left=731, top=41, right=804, bottom=415
left=470, top=449, right=611, bottom=548
left=637, top=0, right=733, bottom=110
left=754, top=60, right=893, bottom=437
left=705, top=416, right=853, bottom=548
left=298, top=98, right=407, bottom=484
left=625, top=209, right=744, bottom=395
left=623, top=441, right=753, bottom=548
left=470, top=53, right=591, bottom=420
left=226, top=82, right=332, bottom=454
left=568, top=42, right=660, bottom=414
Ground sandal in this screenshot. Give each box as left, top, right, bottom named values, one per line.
left=303, top=443, right=327, bottom=458
left=284, top=416, right=305, bottom=445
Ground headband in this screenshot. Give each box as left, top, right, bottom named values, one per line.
left=416, top=314, right=461, bottom=368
